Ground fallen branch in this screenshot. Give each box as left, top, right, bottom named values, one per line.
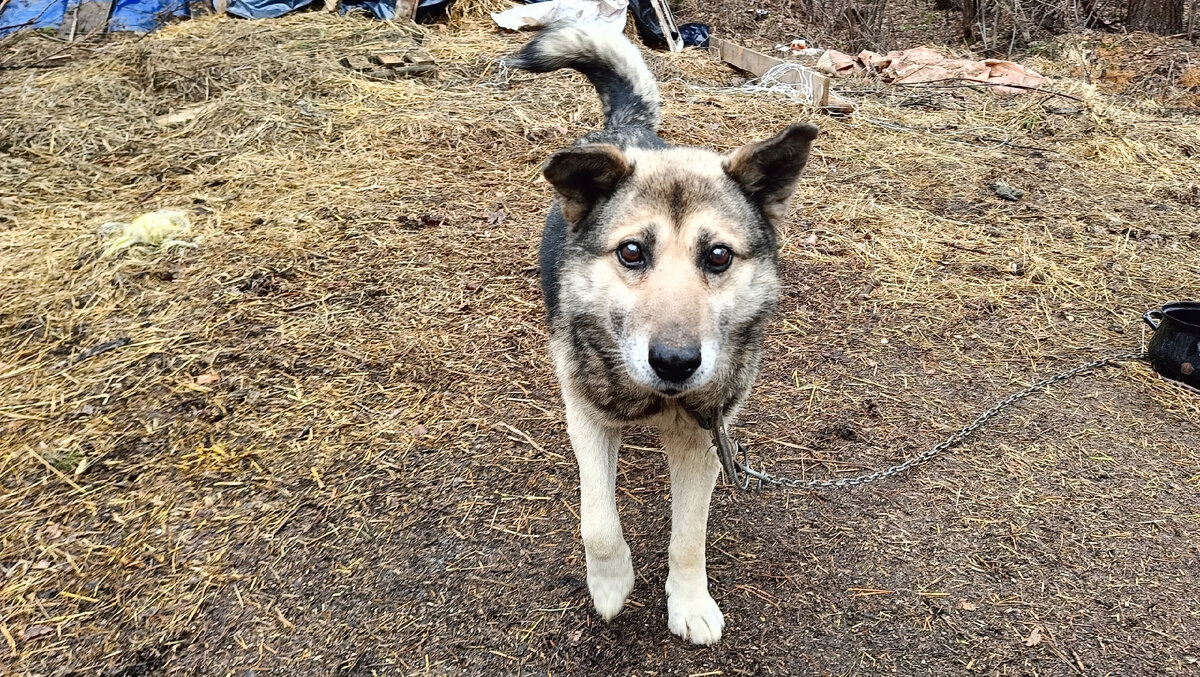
left=73, top=337, right=132, bottom=364
left=897, top=77, right=1088, bottom=104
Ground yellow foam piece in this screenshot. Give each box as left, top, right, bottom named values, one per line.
left=102, top=211, right=195, bottom=258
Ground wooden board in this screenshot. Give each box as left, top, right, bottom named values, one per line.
left=343, top=52, right=436, bottom=80
left=56, top=5, right=77, bottom=40
left=340, top=55, right=373, bottom=72
left=58, top=0, right=113, bottom=41
left=395, top=0, right=418, bottom=20
left=647, top=0, right=682, bottom=52
left=189, top=0, right=217, bottom=15
left=710, top=37, right=830, bottom=108
left=376, top=54, right=406, bottom=67
left=375, top=51, right=435, bottom=69
left=406, top=49, right=434, bottom=65
left=75, top=0, right=113, bottom=35
left=369, top=64, right=436, bottom=79
left=823, top=92, right=854, bottom=115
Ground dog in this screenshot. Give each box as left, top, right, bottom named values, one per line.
left=509, top=24, right=818, bottom=645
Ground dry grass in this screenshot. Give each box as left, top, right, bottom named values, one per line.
left=1, top=11, right=1198, bottom=676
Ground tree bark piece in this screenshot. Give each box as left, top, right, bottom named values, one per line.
left=1126, top=0, right=1184, bottom=34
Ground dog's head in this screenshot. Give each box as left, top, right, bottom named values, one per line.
left=547, top=123, right=818, bottom=398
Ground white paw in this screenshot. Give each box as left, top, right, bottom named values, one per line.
left=586, top=545, right=634, bottom=620
left=666, top=583, right=724, bottom=645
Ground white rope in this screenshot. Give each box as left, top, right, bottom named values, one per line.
left=740, top=62, right=815, bottom=104
left=479, top=57, right=517, bottom=89
left=668, top=62, right=822, bottom=106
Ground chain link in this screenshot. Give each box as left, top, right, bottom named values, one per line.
left=713, top=352, right=1148, bottom=491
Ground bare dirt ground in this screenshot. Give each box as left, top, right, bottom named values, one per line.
left=2, top=8, right=1199, bottom=677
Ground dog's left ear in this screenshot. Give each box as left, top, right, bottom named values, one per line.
left=543, top=144, right=633, bottom=226
left=724, top=122, right=819, bottom=225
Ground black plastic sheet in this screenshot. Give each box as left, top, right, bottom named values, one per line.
left=677, top=21, right=709, bottom=48
left=628, top=0, right=708, bottom=49
left=415, top=0, right=452, bottom=22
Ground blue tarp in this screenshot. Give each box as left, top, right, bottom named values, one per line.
left=0, top=0, right=703, bottom=37
left=0, top=0, right=67, bottom=35
left=225, top=0, right=402, bottom=20
left=0, top=0, right=398, bottom=34
left=0, top=0, right=189, bottom=35
left=226, top=0, right=314, bottom=20
left=109, top=0, right=188, bottom=32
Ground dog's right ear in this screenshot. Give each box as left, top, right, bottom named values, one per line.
left=543, top=144, right=632, bottom=225
left=725, top=122, right=819, bottom=226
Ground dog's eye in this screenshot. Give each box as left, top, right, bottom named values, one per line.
left=705, top=245, right=733, bottom=272
left=617, top=241, right=645, bottom=268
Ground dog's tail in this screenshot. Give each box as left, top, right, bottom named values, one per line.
left=507, top=24, right=661, bottom=131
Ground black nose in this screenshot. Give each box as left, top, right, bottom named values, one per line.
left=648, top=342, right=702, bottom=383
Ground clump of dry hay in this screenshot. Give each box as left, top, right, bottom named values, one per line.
left=0, top=11, right=1197, bottom=676
left=448, top=0, right=516, bottom=27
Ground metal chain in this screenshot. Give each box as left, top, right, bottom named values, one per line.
left=713, top=351, right=1148, bottom=491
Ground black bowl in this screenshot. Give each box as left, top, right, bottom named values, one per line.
left=1144, top=302, right=1200, bottom=390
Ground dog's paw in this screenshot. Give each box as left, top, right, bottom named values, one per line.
left=666, top=584, right=724, bottom=645
left=586, top=546, right=634, bottom=620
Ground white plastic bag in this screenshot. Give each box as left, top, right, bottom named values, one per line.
left=492, top=0, right=628, bottom=32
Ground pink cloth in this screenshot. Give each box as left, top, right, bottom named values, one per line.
left=819, top=47, right=1048, bottom=95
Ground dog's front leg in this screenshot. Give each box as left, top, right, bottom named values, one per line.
left=661, top=418, right=724, bottom=644
left=564, top=391, right=634, bottom=620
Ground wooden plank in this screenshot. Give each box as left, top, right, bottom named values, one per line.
left=710, top=37, right=830, bottom=108
left=711, top=38, right=782, bottom=78
left=74, top=0, right=114, bottom=37
left=405, top=49, right=434, bottom=65
left=340, top=55, right=373, bottom=72
left=189, top=0, right=217, bottom=15
left=56, top=5, right=77, bottom=41
left=825, top=93, right=855, bottom=115
left=375, top=51, right=435, bottom=68
left=395, top=0, right=418, bottom=20
left=392, top=64, right=436, bottom=76
left=371, top=64, right=436, bottom=79
left=647, top=0, right=683, bottom=52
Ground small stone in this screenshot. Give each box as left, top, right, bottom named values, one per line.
left=21, top=624, right=53, bottom=642
left=991, top=180, right=1024, bottom=201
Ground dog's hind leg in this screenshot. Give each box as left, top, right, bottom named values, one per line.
left=564, top=391, right=634, bottom=621
left=661, top=417, right=725, bottom=645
